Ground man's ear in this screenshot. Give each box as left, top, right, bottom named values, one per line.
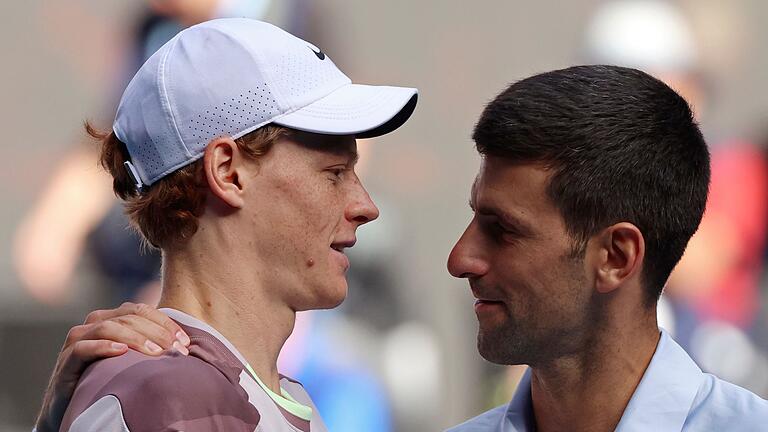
left=203, top=137, right=246, bottom=208
left=588, top=222, right=645, bottom=294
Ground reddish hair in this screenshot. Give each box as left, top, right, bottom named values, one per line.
left=87, top=122, right=289, bottom=249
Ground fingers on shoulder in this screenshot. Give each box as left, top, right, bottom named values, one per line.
left=130, top=303, right=189, bottom=345
left=65, top=324, right=90, bottom=347
left=71, top=339, right=129, bottom=362
left=84, top=319, right=163, bottom=356
left=76, top=303, right=191, bottom=357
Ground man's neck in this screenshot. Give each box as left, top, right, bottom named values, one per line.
left=529, top=318, right=660, bottom=432
left=157, top=247, right=294, bottom=394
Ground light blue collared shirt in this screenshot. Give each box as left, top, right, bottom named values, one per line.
left=447, top=330, right=768, bottom=431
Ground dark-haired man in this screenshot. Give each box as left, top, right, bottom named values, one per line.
left=39, top=65, right=767, bottom=431
left=446, top=65, right=767, bottom=431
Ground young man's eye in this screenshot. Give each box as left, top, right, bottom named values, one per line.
left=327, top=167, right=345, bottom=182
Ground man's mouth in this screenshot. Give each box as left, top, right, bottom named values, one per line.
left=469, top=284, right=504, bottom=304
left=470, top=283, right=506, bottom=312
left=474, top=299, right=504, bottom=305
left=473, top=298, right=506, bottom=315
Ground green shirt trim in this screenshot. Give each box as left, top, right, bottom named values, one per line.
left=245, top=363, right=313, bottom=421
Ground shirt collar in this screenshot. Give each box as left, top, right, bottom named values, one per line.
left=159, top=307, right=252, bottom=368
left=614, top=329, right=704, bottom=431
left=159, top=308, right=314, bottom=421
left=503, top=368, right=535, bottom=432
left=503, top=329, right=704, bottom=432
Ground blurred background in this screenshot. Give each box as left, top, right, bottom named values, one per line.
left=2, top=0, right=768, bottom=430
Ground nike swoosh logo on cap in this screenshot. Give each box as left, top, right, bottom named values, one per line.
left=308, top=45, right=325, bottom=60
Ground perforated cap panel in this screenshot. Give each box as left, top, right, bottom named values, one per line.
left=113, top=18, right=416, bottom=187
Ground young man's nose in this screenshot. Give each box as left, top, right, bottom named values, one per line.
left=346, top=180, right=380, bottom=225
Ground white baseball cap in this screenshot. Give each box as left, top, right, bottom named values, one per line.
left=114, top=18, right=418, bottom=188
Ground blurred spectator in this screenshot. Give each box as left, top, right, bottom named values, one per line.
left=280, top=310, right=393, bottom=432
left=13, top=0, right=270, bottom=306
left=586, top=0, right=768, bottom=396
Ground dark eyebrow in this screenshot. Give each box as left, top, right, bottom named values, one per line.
left=475, top=204, right=534, bottom=237
left=468, top=178, right=479, bottom=210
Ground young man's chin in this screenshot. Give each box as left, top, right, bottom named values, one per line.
left=323, top=282, right=348, bottom=309
left=299, top=281, right=348, bottom=311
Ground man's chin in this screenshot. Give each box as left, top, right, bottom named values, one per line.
left=477, top=329, right=528, bottom=365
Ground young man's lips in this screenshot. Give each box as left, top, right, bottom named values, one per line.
left=329, top=238, right=355, bottom=271
left=330, top=239, right=356, bottom=250
left=329, top=247, right=350, bottom=270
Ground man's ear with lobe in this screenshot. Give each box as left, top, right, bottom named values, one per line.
left=588, top=222, right=645, bottom=294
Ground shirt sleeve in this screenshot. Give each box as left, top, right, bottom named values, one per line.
left=67, top=395, right=130, bottom=432
left=61, top=349, right=261, bottom=431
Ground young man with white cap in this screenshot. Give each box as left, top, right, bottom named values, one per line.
left=39, top=17, right=416, bottom=432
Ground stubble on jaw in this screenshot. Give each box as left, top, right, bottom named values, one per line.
left=476, top=252, right=603, bottom=367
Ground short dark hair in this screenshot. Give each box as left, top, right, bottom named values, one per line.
left=473, top=65, right=710, bottom=303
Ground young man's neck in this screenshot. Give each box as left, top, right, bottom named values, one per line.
left=157, top=247, right=295, bottom=394
left=529, top=312, right=660, bottom=432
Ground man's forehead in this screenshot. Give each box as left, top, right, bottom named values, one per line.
left=474, top=158, right=553, bottom=190
left=470, top=159, right=556, bottom=221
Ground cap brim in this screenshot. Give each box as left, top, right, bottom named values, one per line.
left=272, top=84, right=417, bottom=139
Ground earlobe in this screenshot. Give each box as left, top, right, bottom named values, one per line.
left=593, top=223, right=645, bottom=294
left=203, top=137, right=245, bottom=208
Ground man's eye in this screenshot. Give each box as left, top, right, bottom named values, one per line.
left=495, top=222, right=513, bottom=234
left=493, top=222, right=520, bottom=242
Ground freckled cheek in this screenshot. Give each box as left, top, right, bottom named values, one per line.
left=311, top=193, right=348, bottom=233
left=268, top=178, right=348, bottom=255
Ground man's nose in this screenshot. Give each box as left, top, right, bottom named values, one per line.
left=447, top=219, right=489, bottom=278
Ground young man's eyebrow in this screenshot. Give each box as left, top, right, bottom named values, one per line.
left=348, top=150, right=359, bottom=166
left=324, top=143, right=358, bottom=164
